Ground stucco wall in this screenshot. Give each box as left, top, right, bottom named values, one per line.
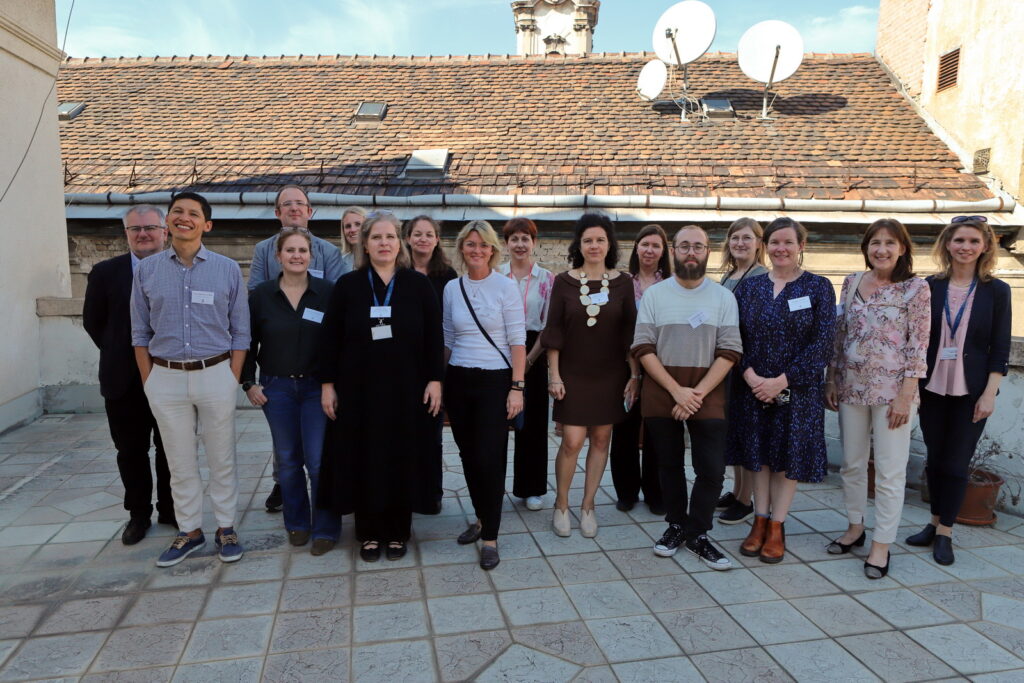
left=0, top=1, right=72, bottom=433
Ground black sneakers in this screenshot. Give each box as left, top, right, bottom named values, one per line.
left=265, top=484, right=283, bottom=513
left=718, top=501, right=755, bottom=525
left=715, top=491, right=737, bottom=511
left=654, top=524, right=686, bottom=557
left=685, top=534, right=733, bottom=570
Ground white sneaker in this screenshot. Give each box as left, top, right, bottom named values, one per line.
left=580, top=509, right=598, bottom=538
left=552, top=508, right=571, bottom=537
left=525, top=496, right=543, bottom=511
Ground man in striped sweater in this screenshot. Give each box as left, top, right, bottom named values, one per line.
left=631, top=225, right=742, bottom=568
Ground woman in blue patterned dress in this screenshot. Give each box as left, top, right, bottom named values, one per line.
left=726, top=217, right=836, bottom=563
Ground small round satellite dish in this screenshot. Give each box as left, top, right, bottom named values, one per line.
left=652, top=1, right=716, bottom=66
left=636, top=60, right=668, bottom=101
left=738, top=20, right=804, bottom=83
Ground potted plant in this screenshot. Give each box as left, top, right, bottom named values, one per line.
left=955, top=437, right=1023, bottom=526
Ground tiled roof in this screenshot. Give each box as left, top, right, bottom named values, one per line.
left=55, top=52, right=991, bottom=201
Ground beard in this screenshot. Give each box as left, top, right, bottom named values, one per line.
left=674, top=256, right=708, bottom=279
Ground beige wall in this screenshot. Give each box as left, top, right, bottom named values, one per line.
left=877, top=0, right=1024, bottom=201
left=0, top=1, right=72, bottom=432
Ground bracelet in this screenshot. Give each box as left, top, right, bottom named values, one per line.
left=548, top=380, right=564, bottom=385
left=630, top=375, right=640, bottom=380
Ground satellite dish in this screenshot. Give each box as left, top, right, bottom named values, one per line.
left=636, top=60, right=668, bottom=101
left=652, top=1, right=716, bottom=67
left=737, top=20, right=804, bottom=118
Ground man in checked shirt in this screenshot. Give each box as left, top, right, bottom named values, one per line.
left=131, top=191, right=251, bottom=567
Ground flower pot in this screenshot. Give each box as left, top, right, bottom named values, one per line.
left=956, top=468, right=1004, bottom=526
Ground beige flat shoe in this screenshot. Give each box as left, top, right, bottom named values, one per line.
left=552, top=507, right=571, bottom=537
left=580, top=509, right=598, bottom=538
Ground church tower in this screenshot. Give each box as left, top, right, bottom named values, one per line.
left=511, top=0, right=600, bottom=56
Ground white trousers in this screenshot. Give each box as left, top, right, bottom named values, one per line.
left=144, top=361, right=239, bottom=532
left=838, top=402, right=915, bottom=544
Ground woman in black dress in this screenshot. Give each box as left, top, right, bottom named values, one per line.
left=318, top=211, right=444, bottom=562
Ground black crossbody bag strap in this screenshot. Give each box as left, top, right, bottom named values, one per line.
left=459, top=277, right=512, bottom=369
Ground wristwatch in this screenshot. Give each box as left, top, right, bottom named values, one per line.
left=511, top=380, right=526, bottom=391
left=242, top=381, right=256, bottom=392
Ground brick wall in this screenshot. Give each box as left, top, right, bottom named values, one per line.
left=876, top=0, right=930, bottom=96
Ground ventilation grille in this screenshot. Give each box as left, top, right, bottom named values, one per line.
left=973, top=148, right=991, bottom=174
left=937, top=48, right=960, bottom=92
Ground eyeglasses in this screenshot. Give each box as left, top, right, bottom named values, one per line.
left=951, top=215, right=987, bottom=223
left=674, top=243, right=708, bottom=254
left=126, top=225, right=164, bottom=234
left=279, top=200, right=310, bottom=208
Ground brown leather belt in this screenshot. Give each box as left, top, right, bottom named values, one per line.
left=152, top=351, right=230, bottom=371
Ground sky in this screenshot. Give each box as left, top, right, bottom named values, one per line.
left=54, top=0, right=881, bottom=59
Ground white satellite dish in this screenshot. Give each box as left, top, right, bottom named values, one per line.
left=652, top=1, right=716, bottom=67
left=636, top=60, right=668, bottom=101
left=738, top=20, right=804, bottom=118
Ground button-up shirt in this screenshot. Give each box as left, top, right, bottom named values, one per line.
left=131, top=245, right=250, bottom=360
left=241, top=275, right=332, bottom=384
left=248, top=233, right=347, bottom=291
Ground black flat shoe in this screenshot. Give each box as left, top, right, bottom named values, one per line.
left=716, top=491, right=737, bottom=511
left=615, top=499, right=635, bottom=512
left=826, top=530, right=866, bottom=555
left=157, top=513, right=178, bottom=527
left=360, top=541, right=381, bottom=563
left=122, top=518, right=151, bottom=545
left=933, top=535, right=955, bottom=565
left=265, top=484, right=283, bottom=513
left=457, top=523, right=482, bottom=545
left=386, top=541, right=407, bottom=561
left=864, top=552, right=891, bottom=579
left=905, top=523, right=936, bottom=547
left=647, top=502, right=666, bottom=516
left=480, top=545, right=500, bottom=570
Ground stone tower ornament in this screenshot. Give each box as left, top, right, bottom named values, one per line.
left=511, top=0, right=600, bottom=56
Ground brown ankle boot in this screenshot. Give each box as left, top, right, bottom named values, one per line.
left=760, top=520, right=786, bottom=564
left=740, top=515, right=769, bottom=557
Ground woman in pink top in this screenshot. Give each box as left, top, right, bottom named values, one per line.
left=825, top=219, right=930, bottom=579
left=905, top=217, right=1011, bottom=567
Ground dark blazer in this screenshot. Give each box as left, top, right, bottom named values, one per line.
left=923, top=275, right=1012, bottom=399
left=83, top=253, right=143, bottom=400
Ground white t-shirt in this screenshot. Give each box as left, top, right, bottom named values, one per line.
left=443, top=271, right=527, bottom=370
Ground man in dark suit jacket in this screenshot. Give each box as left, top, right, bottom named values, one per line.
left=83, top=204, right=176, bottom=544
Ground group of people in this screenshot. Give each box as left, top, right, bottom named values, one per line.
left=83, top=185, right=1011, bottom=577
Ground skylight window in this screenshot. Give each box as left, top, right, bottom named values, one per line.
left=402, top=149, right=450, bottom=178
left=57, top=102, right=86, bottom=121
left=354, top=101, right=387, bottom=122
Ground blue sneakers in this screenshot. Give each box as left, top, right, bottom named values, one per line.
left=156, top=532, right=206, bottom=567
left=216, top=527, right=244, bottom=563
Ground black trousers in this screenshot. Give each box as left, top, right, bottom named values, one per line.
left=919, top=389, right=988, bottom=527
left=355, top=501, right=412, bottom=543
left=104, top=389, right=173, bottom=520
left=512, top=330, right=549, bottom=498
left=610, top=401, right=662, bottom=507
left=645, top=417, right=726, bottom=538
left=444, top=365, right=510, bottom=541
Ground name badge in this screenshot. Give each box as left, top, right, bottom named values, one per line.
left=589, top=292, right=609, bottom=305
left=688, top=310, right=709, bottom=329
left=191, top=290, right=214, bottom=305
left=370, top=306, right=392, bottom=318
left=939, top=346, right=958, bottom=361
left=836, top=304, right=844, bottom=316
left=308, top=268, right=324, bottom=279
left=371, top=324, right=393, bottom=340
left=302, top=308, right=324, bottom=324
left=788, top=296, right=811, bottom=312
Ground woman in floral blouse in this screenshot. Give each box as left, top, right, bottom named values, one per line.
left=825, top=218, right=930, bottom=578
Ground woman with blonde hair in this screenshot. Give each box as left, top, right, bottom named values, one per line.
left=443, top=220, right=526, bottom=570
left=905, top=217, right=1011, bottom=566
left=339, top=206, right=367, bottom=272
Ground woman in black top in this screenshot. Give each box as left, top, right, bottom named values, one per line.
left=905, top=217, right=1012, bottom=566
left=242, top=228, right=340, bottom=555
left=318, top=212, right=444, bottom=562
left=404, top=214, right=457, bottom=514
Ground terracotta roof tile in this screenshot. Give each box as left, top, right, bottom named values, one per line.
left=56, top=52, right=990, bottom=201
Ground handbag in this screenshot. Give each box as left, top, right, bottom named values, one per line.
left=459, top=277, right=526, bottom=430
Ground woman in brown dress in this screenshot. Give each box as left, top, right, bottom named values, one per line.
left=542, top=214, right=639, bottom=538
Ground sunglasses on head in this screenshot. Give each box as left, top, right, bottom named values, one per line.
left=951, top=215, right=987, bottom=223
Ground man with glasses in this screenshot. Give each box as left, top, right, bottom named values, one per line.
left=631, top=225, right=742, bottom=568
left=84, top=205, right=176, bottom=545
left=248, top=185, right=347, bottom=512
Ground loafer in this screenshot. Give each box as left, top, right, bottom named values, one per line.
left=933, top=535, right=955, bottom=565
left=156, top=532, right=206, bottom=567
left=457, top=523, right=482, bottom=545
left=552, top=508, right=571, bottom=537
left=288, top=530, right=311, bottom=547
left=524, top=496, right=544, bottom=511
left=580, top=509, right=598, bottom=538
left=310, top=538, right=336, bottom=556
left=215, top=528, right=244, bottom=563
left=264, top=484, right=283, bottom=513
left=906, top=523, right=937, bottom=547
left=615, top=499, right=636, bottom=512
left=157, top=512, right=178, bottom=527
left=360, top=541, right=381, bottom=562
left=480, top=545, right=500, bottom=570
left=386, top=541, right=407, bottom=561
left=122, top=518, right=151, bottom=546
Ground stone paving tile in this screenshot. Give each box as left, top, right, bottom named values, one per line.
left=202, top=581, right=281, bottom=618
left=981, top=593, right=1024, bottom=631
left=658, top=606, right=757, bottom=654
left=498, top=587, right=579, bottom=626
left=969, top=621, right=1024, bottom=660
left=727, top=600, right=827, bottom=645
left=691, top=646, right=795, bottom=682
left=564, top=580, right=647, bottom=620
left=36, top=595, right=131, bottom=635
left=90, top=623, right=192, bottom=672
left=354, top=601, right=429, bottom=643
left=585, top=615, right=681, bottom=663
left=121, top=588, right=207, bottom=627
left=476, top=643, right=581, bottom=682
left=766, top=638, right=880, bottom=682
left=612, top=655, right=704, bottom=682
left=352, top=639, right=437, bottom=682
left=433, top=629, right=512, bottom=682
left=749, top=563, right=842, bottom=598
left=789, top=594, right=891, bottom=637
left=837, top=631, right=957, bottom=683
left=81, top=665, right=175, bottom=682
left=0, top=604, right=47, bottom=639
left=629, top=573, right=716, bottom=613
left=605, top=548, right=683, bottom=579
left=854, top=588, right=956, bottom=629
left=354, top=567, right=422, bottom=604
left=692, top=567, right=780, bottom=605
left=573, top=665, right=617, bottom=682
left=511, top=621, right=605, bottom=666
left=807, top=557, right=900, bottom=592
left=181, top=615, right=273, bottom=663
left=280, top=574, right=351, bottom=611
left=172, top=656, right=264, bottom=682
left=911, top=582, right=983, bottom=621
left=428, top=594, right=506, bottom=635
left=906, top=623, right=1024, bottom=675
left=422, top=562, right=493, bottom=597
left=548, top=552, right=621, bottom=585
left=264, top=647, right=350, bottom=681
left=270, top=607, right=351, bottom=653
left=0, top=631, right=107, bottom=681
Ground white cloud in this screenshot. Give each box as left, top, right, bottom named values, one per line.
left=798, top=5, right=879, bottom=53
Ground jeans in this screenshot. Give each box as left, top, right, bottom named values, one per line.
left=261, top=375, right=340, bottom=540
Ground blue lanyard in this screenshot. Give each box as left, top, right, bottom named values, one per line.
left=369, top=269, right=395, bottom=309
left=943, top=278, right=976, bottom=338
